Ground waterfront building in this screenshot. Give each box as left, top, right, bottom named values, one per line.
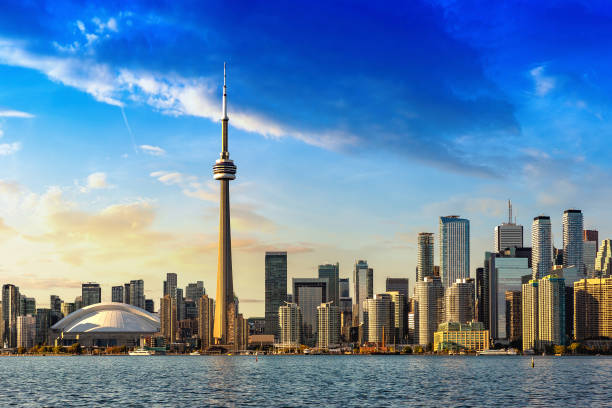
left=538, top=274, right=566, bottom=347
left=163, top=273, right=178, bottom=298
left=339, top=278, right=349, bottom=298
left=415, top=276, right=444, bottom=346
left=563, top=209, right=584, bottom=274
left=212, top=65, right=241, bottom=346
left=279, top=302, right=302, bottom=348
left=51, top=303, right=160, bottom=347
left=319, top=263, right=340, bottom=308
left=445, top=278, right=475, bottom=324
left=505, top=291, right=522, bottom=343
left=198, top=294, right=214, bottom=348
left=16, top=315, right=36, bottom=349
left=494, top=200, right=523, bottom=252
left=492, top=252, right=531, bottom=340
left=532, top=216, right=553, bottom=279
left=595, top=239, right=612, bottom=277
left=293, top=278, right=328, bottom=346
left=417, top=232, right=435, bottom=281
left=522, top=280, right=539, bottom=351
left=353, top=260, right=373, bottom=321
left=2, top=284, right=19, bottom=348
left=247, top=317, right=266, bottom=335
left=160, top=295, right=177, bottom=343
left=317, top=302, right=340, bottom=349
left=475, top=267, right=486, bottom=328
left=574, top=277, right=612, bottom=340
left=35, top=308, right=52, bottom=345
left=61, top=302, right=75, bottom=317
left=111, top=286, right=124, bottom=303
left=433, top=321, right=489, bottom=352
left=82, top=282, right=101, bottom=307
left=185, top=281, right=205, bottom=301
left=386, top=291, right=406, bottom=342
left=408, top=312, right=416, bottom=343
left=145, top=299, right=154, bottom=313
left=584, top=240, right=598, bottom=278
left=363, top=294, right=393, bottom=345
left=439, top=216, right=470, bottom=287
left=129, top=279, right=145, bottom=309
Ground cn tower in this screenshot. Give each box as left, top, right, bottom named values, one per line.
left=212, top=63, right=237, bottom=344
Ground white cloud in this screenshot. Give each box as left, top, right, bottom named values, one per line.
left=0, top=109, right=34, bottom=118
left=87, top=172, right=111, bottom=189
left=0, top=38, right=358, bottom=151
left=76, top=20, right=85, bottom=33
left=140, top=144, right=166, bottom=156
left=150, top=171, right=183, bottom=185
left=0, top=142, right=21, bottom=155
left=530, top=66, right=555, bottom=96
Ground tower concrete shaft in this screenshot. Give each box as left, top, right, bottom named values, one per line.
left=213, top=63, right=237, bottom=344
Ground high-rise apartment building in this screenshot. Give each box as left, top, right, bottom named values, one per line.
left=439, top=216, right=470, bottom=287
left=61, top=302, right=75, bottom=317
left=522, top=280, right=539, bottom=351
left=264, top=252, right=287, bottom=339
left=415, top=276, right=444, bottom=346
left=563, top=209, right=584, bottom=273
left=385, top=278, right=409, bottom=297
left=2, top=284, right=19, bottom=348
left=353, top=260, right=373, bottom=321
left=112, top=286, right=124, bottom=303
left=532, top=216, right=552, bottom=279
left=492, top=252, right=531, bottom=340
left=279, top=302, right=303, bottom=349
left=538, top=274, right=566, bottom=347
left=574, top=277, right=612, bottom=340
left=20, top=296, right=36, bottom=316
left=584, top=230, right=599, bottom=250
left=417, top=232, right=434, bottom=281
left=163, top=273, right=178, bottom=298
left=50, top=295, right=62, bottom=314
left=123, top=283, right=130, bottom=304
left=82, top=282, right=101, bottom=307
left=363, top=294, right=393, bottom=345
left=317, top=302, right=340, bottom=349
left=198, top=294, right=214, bottom=348
left=595, top=239, right=612, bottom=277
left=319, top=263, right=340, bottom=307
left=293, top=278, right=328, bottom=346
left=584, top=240, right=598, bottom=278
left=160, top=295, right=177, bottom=344
left=386, top=291, right=406, bottom=342
left=494, top=201, right=523, bottom=252
left=145, top=299, right=154, bottom=313
left=339, top=278, right=349, bottom=298
left=445, top=278, right=475, bottom=324
left=35, top=308, right=52, bottom=345
left=505, top=291, right=522, bottom=343
left=185, top=281, right=205, bottom=301
left=16, top=315, right=36, bottom=349
left=129, top=279, right=145, bottom=309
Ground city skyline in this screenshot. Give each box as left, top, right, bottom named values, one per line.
left=1, top=1, right=612, bottom=318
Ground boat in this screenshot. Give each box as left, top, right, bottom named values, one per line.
left=476, top=349, right=517, bottom=356
left=189, top=351, right=201, bottom=356
left=129, top=348, right=153, bottom=356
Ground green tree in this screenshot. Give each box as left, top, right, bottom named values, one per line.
left=68, top=343, right=82, bottom=355
left=402, top=346, right=413, bottom=354
left=53, top=345, right=62, bottom=354
left=553, top=345, right=566, bottom=355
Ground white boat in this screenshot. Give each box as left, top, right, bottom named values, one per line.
left=189, top=351, right=201, bottom=356
left=477, top=349, right=516, bottom=356
left=129, top=348, right=153, bottom=356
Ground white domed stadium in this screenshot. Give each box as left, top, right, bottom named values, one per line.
left=51, top=302, right=160, bottom=347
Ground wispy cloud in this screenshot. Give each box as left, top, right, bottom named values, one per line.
left=0, top=142, right=21, bottom=155
left=0, top=109, right=34, bottom=118
left=530, top=66, right=555, bottom=96
left=140, top=144, right=166, bottom=156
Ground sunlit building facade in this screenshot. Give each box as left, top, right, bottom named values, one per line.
left=439, top=216, right=470, bottom=287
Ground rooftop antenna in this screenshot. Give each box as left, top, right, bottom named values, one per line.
left=508, top=199, right=512, bottom=224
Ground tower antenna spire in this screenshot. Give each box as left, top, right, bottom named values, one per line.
left=508, top=199, right=512, bottom=224
left=222, top=62, right=228, bottom=120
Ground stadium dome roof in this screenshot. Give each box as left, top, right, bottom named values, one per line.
left=51, top=302, right=160, bottom=333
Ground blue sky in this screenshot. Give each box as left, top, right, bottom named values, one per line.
left=0, top=0, right=611, bottom=316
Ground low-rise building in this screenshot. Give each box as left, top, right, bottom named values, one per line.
left=433, top=321, right=489, bottom=352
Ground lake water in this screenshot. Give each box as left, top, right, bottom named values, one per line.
left=1, top=355, right=610, bottom=407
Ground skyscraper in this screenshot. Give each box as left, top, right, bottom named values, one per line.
left=124, top=283, right=131, bottom=304
left=494, top=200, right=523, bottom=252
left=2, top=284, right=19, bottom=348
left=363, top=294, right=393, bottom=345
left=444, top=278, right=475, bottom=324
left=417, top=232, right=434, bottom=281
left=16, top=315, right=36, bottom=349
left=160, top=295, right=177, bottom=344
left=293, top=278, right=328, bottom=346
left=583, top=229, right=599, bottom=250
left=386, top=291, right=406, bottom=343
left=319, top=263, right=340, bottom=307
left=522, top=280, right=539, bottom=351
left=112, top=286, right=123, bottom=303
left=415, top=276, right=444, bottom=346
left=145, top=299, right=154, bottom=313
left=532, top=215, right=552, bottom=279
left=82, top=283, right=101, bottom=307
left=339, top=278, right=350, bottom=298
left=213, top=64, right=239, bottom=345
left=198, top=294, right=214, bottom=349
left=317, top=302, right=340, bottom=349
left=505, top=291, right=522, bottom=343
left=279, top=303, right=303, bottom=349
left=595, top=239, right=612, bottom=277
left=538, top=274, right=566, bottom=347
left=563, top=209, right=584, bottom=273
left=439, top=216, right=470, bottom=287
left=265, top=251, right=287, bottom=339
left=353, top=260, right=373, bottom=321
left=129, top=279, right=145, bottom=309
left=50, top=295, right=62, bottom=314
left=385, top=278, right=409, bottom=297
left=574, top=277, right=612, bottom=340
left=185, top=281, right=205, bottom=301
left=163, top=273, right=177, bottom=298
